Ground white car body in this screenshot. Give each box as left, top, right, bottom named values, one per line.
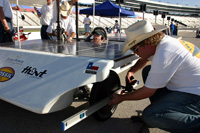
left=0, top=40, right=139, bottom=114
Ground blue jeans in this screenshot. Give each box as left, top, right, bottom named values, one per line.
left=84, top=24, right=90, bottom=33
left=141, top=65, right=200, bottom=133
left=171, top=29, right=174, bottom=35
left=41, top=25, right=50, bottom=40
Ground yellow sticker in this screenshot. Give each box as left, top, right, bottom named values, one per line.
left=179, top=40, right=200, bottom=58
left=0, top=67, right=15, bottom=82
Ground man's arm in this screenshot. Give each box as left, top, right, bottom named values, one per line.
left=109, top=86, right=157, bottom=105
left=0, top=7, right=10, bottom=33
left=129, top=58, right=150, bottom=74
left=34, top=7, right=41, bottom=17
left=12, top=6, right=19, bottom=10
left=68, top=0, right=78, bottom=5
left=84, top=34, right=92, bottom=42
left=127, top=58, right=150, bottom=82
left=121, top=86, right=156, bottom=100
left=67, top=32, right=75, bottom=42
left=70, top=32, right=75, bottom=38
left=47, top=32, right=56, bottom=36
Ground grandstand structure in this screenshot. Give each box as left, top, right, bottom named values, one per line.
left=12, top=0, right=200, bottom=31
left=108, top=0, right=200, bottom=16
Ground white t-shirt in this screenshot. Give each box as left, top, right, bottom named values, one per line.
left=114, top=22, right=119, bottom=29
left=0, top=0, right=13, bottom=19
left=83, top=17, right=91, bottom=25
left=40, top=4, right=53, bottom=25
left=46, top=15, right=76, bottom=39
left=145, top=35, right=200, bottom=96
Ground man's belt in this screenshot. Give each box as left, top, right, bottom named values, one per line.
left=5, top=17, right=12, bottom=21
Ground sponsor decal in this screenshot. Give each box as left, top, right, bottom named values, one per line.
left=5, top=57, right=24, bottom=65
left=21, top=66, right=47, bottom=79
left=80, top=112, right=85, bottom=119
left=85, top=62, right=99, bottom=74
left=179, top=40, right=200, bottom=58
left=0, top=67, right=15, bottom=82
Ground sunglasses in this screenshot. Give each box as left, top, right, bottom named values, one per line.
left=131, top=45, right=140, bottom=53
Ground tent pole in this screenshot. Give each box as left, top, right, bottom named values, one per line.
left=93, top=2, right=95, bottom=30
left=16, top=0, right=21, bottom=48
left=118, top=1, right=121, bottom=39
left=57, top=0, right=60, bottom=40
left=75, top=1, right=79, bottom=41
left=119, top=9, right=121, bottom=39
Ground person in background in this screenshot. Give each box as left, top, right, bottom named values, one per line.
left=0, top=0, right=19, bottom=43
left=196, top=28, right=200, bottom=38
left=174, top=23, right=178, bottom=35
left=170, top=21, right=175, bottom=35
left=34, top=0, right=54, bottom=40
left=85, top=27, right=107, bottom=46
left=51, top=0, right=77, bottom=21
left=83, top=14, right=91, bottom=36
left=47, top=1, right=75, bottom=42
left=84, top=27, right=108, bottom=53
left=113, top=20, right=120, bottom=33
left=163, top=23, right=169, bottom=35
left=109, top=20, right=200, bottom=133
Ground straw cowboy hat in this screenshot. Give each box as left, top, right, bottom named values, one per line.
left=60, top=1, right=73, bottom=16
left=122, top=20, right=167, bottom=54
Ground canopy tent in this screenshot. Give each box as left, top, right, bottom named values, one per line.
left=79, top=0, right=135, bottom=17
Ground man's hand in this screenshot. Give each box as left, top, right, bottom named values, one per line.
left=64, top=31, right=69, bottom=36
left=67, top=37, right=72, bottom=42
left=34, top=6, right=41, bottom=17
left=34, top=7, right=37, bottom=11
left=4, top=25, right=10, bottom=33
left=110, top=86, right=157, bottom=105
left=12, top=6, right=20, bottom=10
left=0, top=7, right=9, bottom=33
left=69, top=0, right=78, bottom=5
left=109, top=94, right=122, bottom=105
left=72, top=0, right=78, bottom=3
left=126, top=71, right=135, bottom=83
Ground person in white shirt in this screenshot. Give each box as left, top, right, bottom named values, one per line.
left=109, top=20, right=200, bottom=133
left=113, top=20, right=120, bottom=33
left=47, top=0, right=75, bottom=42
left=83, top=14, right=91, bottom=36
left=0, top=0, right=19, bottom=43
left=51, top=0, right=77, bottom=22
left=34, top=0, right=54, bottom=40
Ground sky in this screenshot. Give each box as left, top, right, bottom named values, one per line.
left=150, top=0, right=200, bottom=7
